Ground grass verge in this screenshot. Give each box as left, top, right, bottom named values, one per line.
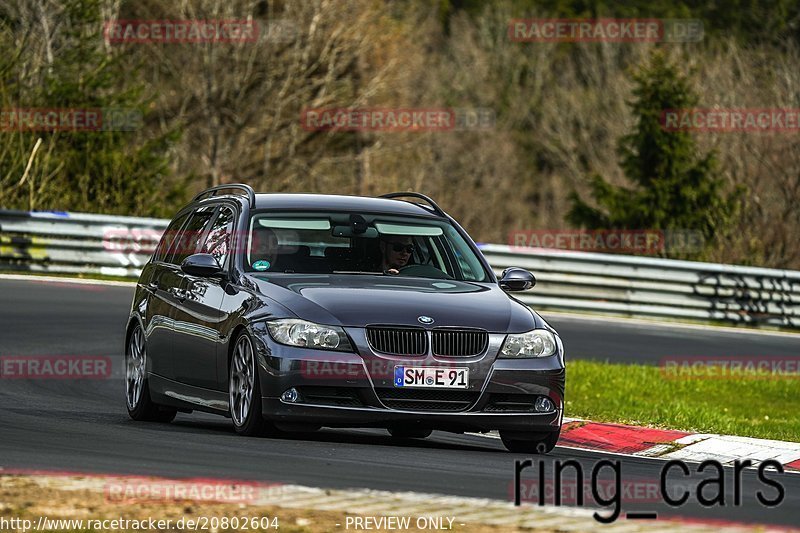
left=567, top=360, right=800, bottom=442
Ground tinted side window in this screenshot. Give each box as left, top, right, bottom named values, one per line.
left=166, top=206, right=217, bottom=265
left=201, top=206, right=236, bottom=267
left=153, top=212, right=190, bottom=263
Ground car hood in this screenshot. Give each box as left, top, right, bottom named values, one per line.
left=248, top=274, right=541, bottom=332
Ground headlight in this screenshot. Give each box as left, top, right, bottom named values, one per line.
left=266, top=319, right=353, bottom=352
left=499, top=329, right=557, bottom=358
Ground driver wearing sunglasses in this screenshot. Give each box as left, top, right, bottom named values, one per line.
left=379, top=235, right=415, bottom=275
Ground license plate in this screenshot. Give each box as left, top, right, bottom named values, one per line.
left=393, top=366, right=469, bottom=389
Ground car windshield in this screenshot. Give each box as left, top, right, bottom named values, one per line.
left=244, top=212, right=488, bottom=282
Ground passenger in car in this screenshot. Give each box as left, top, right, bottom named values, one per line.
left=379, top=235, right=414, bottom=275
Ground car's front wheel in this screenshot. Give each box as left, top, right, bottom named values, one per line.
left=499, top=429, right=560, bottom=454
left=229, top=331, right=275, bottom=436
left=125, top=324, right=177, bottom=423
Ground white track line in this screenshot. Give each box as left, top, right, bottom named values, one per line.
left=0, top=273, right=135, bottom=287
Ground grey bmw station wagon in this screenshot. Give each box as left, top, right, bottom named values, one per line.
left=125, top=184, right=565, bottom=453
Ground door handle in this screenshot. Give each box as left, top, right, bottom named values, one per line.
left=169, top=287, right=187, bottom=301
left=147, top=281, right=159, bottom=291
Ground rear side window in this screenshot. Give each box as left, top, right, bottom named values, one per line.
left=201, top=206, right=236, bottom=267
left=153, top=212, right=190, bottom=263
left=166, top=206, right=217, bottom=265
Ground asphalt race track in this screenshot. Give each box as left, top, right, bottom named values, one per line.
left=1, top=277, right=799, bottom=528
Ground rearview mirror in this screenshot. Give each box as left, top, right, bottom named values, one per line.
left=332, top=225, right=379, bottom=238
left=499, top=267, right=536, bottom=292
left=181, top=253, right=223, bottom=278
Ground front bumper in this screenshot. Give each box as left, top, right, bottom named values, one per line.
left=249, top=322, right=565, bottom=433
left=261, top=398, right=561, bottom=433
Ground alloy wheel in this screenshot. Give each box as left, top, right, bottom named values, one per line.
left=125, top=326, right=146, bottom=410
left=230, top=335, right=255, bottom=427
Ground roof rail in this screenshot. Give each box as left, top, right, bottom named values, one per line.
left=192, top=183, right=256, bottom=208
left=379, top=192, right=446, bottom=217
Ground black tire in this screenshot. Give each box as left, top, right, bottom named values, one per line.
left=229, top=330, right=276, bottom=437
left=125, top=324, right=177, bottom=423
left=500, top=429, right=560, bottom=454
left=388, top=427, right=433, bottom=440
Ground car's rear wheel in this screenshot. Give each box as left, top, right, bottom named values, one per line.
left=500, top=429, right=560, bottom=454
left=388, top=427, right=433, bottom=440
left=229, top=331, right=275, bottom=436
left=126, top=324, right=177, bottom=423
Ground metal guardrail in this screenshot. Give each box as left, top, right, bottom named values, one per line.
left=0, top=209, right=167, bottom=278
left=482, top=244, right=800, bottom=328
left=1, top=209, right=798, bottom=328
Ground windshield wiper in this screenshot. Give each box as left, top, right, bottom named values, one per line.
left=332, top=270, right=385, bottom=275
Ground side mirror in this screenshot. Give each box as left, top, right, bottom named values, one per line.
left=181, top=253, right=224, bottom=278
left=499, top=267, right=536, bottom=292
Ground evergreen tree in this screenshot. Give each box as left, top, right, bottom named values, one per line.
left=0, top=0, right=182, bottom=217
left=568, top=50, right=741, bottom=256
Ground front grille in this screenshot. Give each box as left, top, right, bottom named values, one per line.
left=484, top=394, right=537, bottom=412
left=297, top=387, right=364, bottom=407
left=366, top=327, right=427, bottom=356
left=376, top=388, right=479, bottom=412
left=432, top=329, right=488, bottom=357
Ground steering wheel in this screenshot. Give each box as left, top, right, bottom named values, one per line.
left=397, top=264, right=452, bottom=279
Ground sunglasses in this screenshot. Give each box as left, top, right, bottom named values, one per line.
left=390, top=242, right=415, bottom=254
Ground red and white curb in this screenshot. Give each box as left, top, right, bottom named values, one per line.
left=529, top=418, right=800, bottom=471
